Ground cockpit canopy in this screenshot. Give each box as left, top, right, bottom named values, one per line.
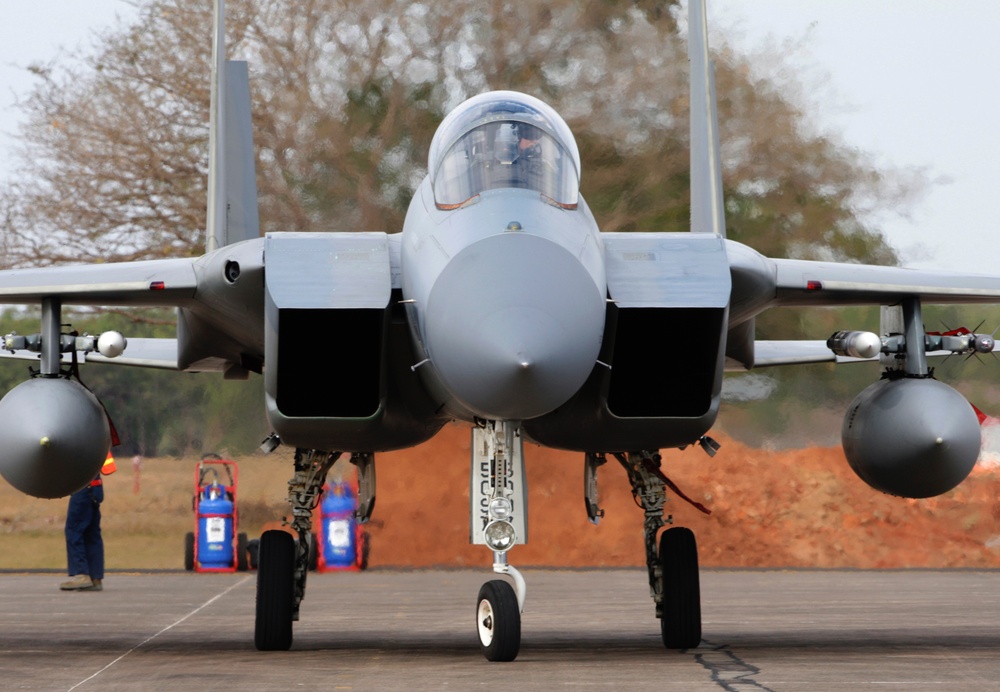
left=428, top=91, right=581, bottom=210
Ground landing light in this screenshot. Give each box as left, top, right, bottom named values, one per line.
left=488, top=497, right=513, bottom=521
left=484, top=520, right=516, bottom=552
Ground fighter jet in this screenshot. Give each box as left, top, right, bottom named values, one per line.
left=0, top=0, right=998, bottom=662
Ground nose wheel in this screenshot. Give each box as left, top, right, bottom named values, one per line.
left=476, top=580, right=521, bottom=662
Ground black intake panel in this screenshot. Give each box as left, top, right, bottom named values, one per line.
left=276, top=308, right=383, bottom=418
left=607, top=307, right=724, bottom=418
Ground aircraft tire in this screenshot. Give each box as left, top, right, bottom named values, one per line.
left=255, top=530, right=295, bottom=651
left=184, top=531, right=194, bottom=571
left=236, top=532, right=249, bottom=571
left=659, top=526, right=702, bottom=649
left=476, top=580, right=520, bottom=662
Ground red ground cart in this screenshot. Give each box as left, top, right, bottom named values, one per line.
left=310, top=473, right=370, bottom=572
left=184, top=456, right=249, bottom=572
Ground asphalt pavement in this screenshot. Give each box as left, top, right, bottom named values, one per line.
left=2, top=569, right=1000, bottom=690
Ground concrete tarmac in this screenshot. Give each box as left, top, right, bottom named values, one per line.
left=2, top=569, right=1000, bottom=690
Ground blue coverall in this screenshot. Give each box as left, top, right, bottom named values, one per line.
left=65, top=480, right=104, bottom=580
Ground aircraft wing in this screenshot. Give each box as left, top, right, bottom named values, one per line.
left=0, top=241, right=264, bottom=375
left=722, top=245, right=1000, bottom=370
left=0, top=258, right=199, bottom=307
left=770, top=258, right=1000, bottom=307
left=0, top=260, right=194, bottom=370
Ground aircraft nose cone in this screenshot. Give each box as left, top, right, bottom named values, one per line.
left=424, top=233, right=605, bottom=420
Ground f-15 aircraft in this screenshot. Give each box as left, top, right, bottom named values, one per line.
left=1, top=0, right=999, bottom=662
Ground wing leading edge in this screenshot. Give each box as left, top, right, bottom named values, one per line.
left=0, top=258, right=198, bottom=306
left=772, top=257, right=1000, bottom=307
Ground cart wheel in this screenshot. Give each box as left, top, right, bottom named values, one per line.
left=357, top=531, right=370, bottom=571
left=255, top=530, right=295, bottom=651
left=236, top=532, right=249, bottom=571
left=247, top=538, right=260, bottom=569
left=184, top=531, right=195, bottom=571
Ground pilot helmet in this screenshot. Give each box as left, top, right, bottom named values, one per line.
left=517, top=123, right=542, bottom=157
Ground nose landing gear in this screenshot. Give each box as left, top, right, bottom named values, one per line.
left=471, top=420, right=526, bottom=661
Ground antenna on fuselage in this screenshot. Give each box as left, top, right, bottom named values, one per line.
left=205, top=0, right=260, bottom=252
left=688, top=0, right=726, bottom=238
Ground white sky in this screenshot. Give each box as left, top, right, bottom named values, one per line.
left=709, top=0, right=1000, bottom=274
left=1, top=1, right=998, bottom=274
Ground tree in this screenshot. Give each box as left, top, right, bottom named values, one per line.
left=1, top=0, right=912, bottom=267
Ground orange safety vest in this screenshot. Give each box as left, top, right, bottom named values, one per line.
left=101, top=452, right=117, bottom=476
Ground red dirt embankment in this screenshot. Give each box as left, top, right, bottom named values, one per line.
left=364, top=423, right=1000, bottom=569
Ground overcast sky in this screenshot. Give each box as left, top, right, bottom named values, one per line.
left=710, top=1, right=1000, bottom=275
left=1, top=1, right=998, bottom=274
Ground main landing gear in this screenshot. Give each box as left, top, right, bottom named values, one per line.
left=587, top=449, right=705, bottom=650
left=254, top=447, right=375, bottom=651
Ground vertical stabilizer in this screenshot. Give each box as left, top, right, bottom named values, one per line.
left=221, top=61, right=260, bottom=246
left=688, top=0, right=726, bottom=237
left=206, top=0, right=260, bottom=252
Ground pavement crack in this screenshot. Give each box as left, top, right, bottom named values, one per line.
left=692, top=640, right=774, bottom=691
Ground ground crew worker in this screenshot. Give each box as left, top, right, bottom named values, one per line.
left=60, top=452, right=116, bottom=591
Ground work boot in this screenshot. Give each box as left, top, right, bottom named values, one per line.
left=81, top=578, right=103, bottom=592
left=59, top=574, right=94, bottom=591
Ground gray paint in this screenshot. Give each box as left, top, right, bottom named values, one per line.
left=0, top=378, right=110, bottom=498
left=842, top=378, right=980, bottom=498
left=604, top=233, right=730, bottom=308
left=264, top=233, right=391, bottom=310
left=688, top=0, right=726, bottom=237
left=218, top=61, right=261, bottom=248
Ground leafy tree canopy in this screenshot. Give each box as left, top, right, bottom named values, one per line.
left=2, top=0, right=915, bottom=269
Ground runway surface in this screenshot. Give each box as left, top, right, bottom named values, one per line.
left=2, top=569, right=1000, bottom=690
